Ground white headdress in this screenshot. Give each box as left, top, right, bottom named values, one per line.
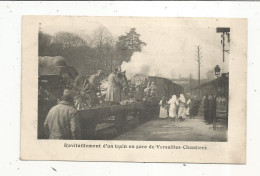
left=179, top=94, right=186, bottom=103
left=168, top=95, right=177, bottom=104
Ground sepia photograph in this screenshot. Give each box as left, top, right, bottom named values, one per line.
left=38, top=17, right=229, bottom=142
left=4, top=1, right=260, bottom=174
left=21, top=16, right=246, bottom=163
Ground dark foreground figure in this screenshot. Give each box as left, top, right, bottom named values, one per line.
left=44, top=89, right=81, bottom=139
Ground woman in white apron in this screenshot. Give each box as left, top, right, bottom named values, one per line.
left=178, top=94, right=186, bottom=121
left=168, top=95, right=178, bottom=121
left=159, top=96, right=168, bottom=119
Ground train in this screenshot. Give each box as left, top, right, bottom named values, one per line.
left=38, top=56, right=184, bottom=139
left=130, top=74, right=184, bottom=100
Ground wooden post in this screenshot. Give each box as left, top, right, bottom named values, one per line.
left=195, top=45, right=202, bottom=99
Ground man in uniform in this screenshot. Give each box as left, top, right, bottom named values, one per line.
left=44, top=89, right=81, bottom=139
left=88, top=70, right=104, bottom=105
left=203, top=95, right=210, bottom=123
left=105, top=68, right=121, bottom=104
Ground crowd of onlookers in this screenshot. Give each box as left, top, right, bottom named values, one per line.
left=158, top=93, right=219, bottom=125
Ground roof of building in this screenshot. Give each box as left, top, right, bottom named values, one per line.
left=190, top=73, right=229, bottom=90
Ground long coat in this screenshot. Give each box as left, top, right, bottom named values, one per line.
left=178, top=100, right=186, bottom=119
left=204, top=98, right=210, bottom=121
left=168, top=99, right=178, bottom=118
left=159, top=100, right=168, bottom=118
left=208, top=97, right=216, bottom=123
left=105, top=73, right=121, bottom=103
left=88, top=74, right=101, bottom=105
left=44, top=100, right=81, bottom=139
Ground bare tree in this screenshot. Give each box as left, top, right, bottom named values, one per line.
left=53, top=32, right=86, bottom=48
left=91, top=26, right=115, bottom=73
left=91, top=26, right=114, bottom=48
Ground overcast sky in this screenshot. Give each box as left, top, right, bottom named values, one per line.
left=41, top=17, right=230, bottom=79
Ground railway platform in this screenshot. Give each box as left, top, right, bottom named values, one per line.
left=113, top=115, right=227, bottom=141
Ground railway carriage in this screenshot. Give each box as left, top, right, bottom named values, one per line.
left=130, top=74, right=184, bottom=100
left=38, top=57, right=184, bottom=139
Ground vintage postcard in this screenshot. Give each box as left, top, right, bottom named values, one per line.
left=21, top=16, right=247, bottom=163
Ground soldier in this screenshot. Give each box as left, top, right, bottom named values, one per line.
left=116, top=70, right=128, bottom=101
left=208, top=94, right=217, bottom=125
left=105, top=68, right=121, bottom=103
left=88, top=70, right=104, bottom=105
left=203, top=95, right=210, bottom=123
left=44, top=89, right=81, bottom=139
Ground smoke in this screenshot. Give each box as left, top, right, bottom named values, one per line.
left=121, top=51, right=195, bottom=80
left=121, top=52, right=151, bottom=78
left=121, top=50, right=220, bottom=80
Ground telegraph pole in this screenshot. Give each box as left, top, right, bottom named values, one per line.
left=195, top=45, right=202, bottom=98
left=216, top=27, right=230, bottom=129
left=189, top=73, right=192, bottom=91
left=217, top=27, right=230, bottom=73
left=222, top=32, right=225, bottom=62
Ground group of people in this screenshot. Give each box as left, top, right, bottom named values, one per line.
left=203, top=94, right=217, bottom=124
left=44, top=68, right=132, bottom=139
left=44, top=67, right=207, bottom=139
left=105, top=68, right=128, bottom=104
left=143, top=82, right=158, bottom=100
left=84, top=68, right=128, bottom=106
left=107, top=74, right=159, bottom=104
left=159, top=94, right=200, bottom=121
